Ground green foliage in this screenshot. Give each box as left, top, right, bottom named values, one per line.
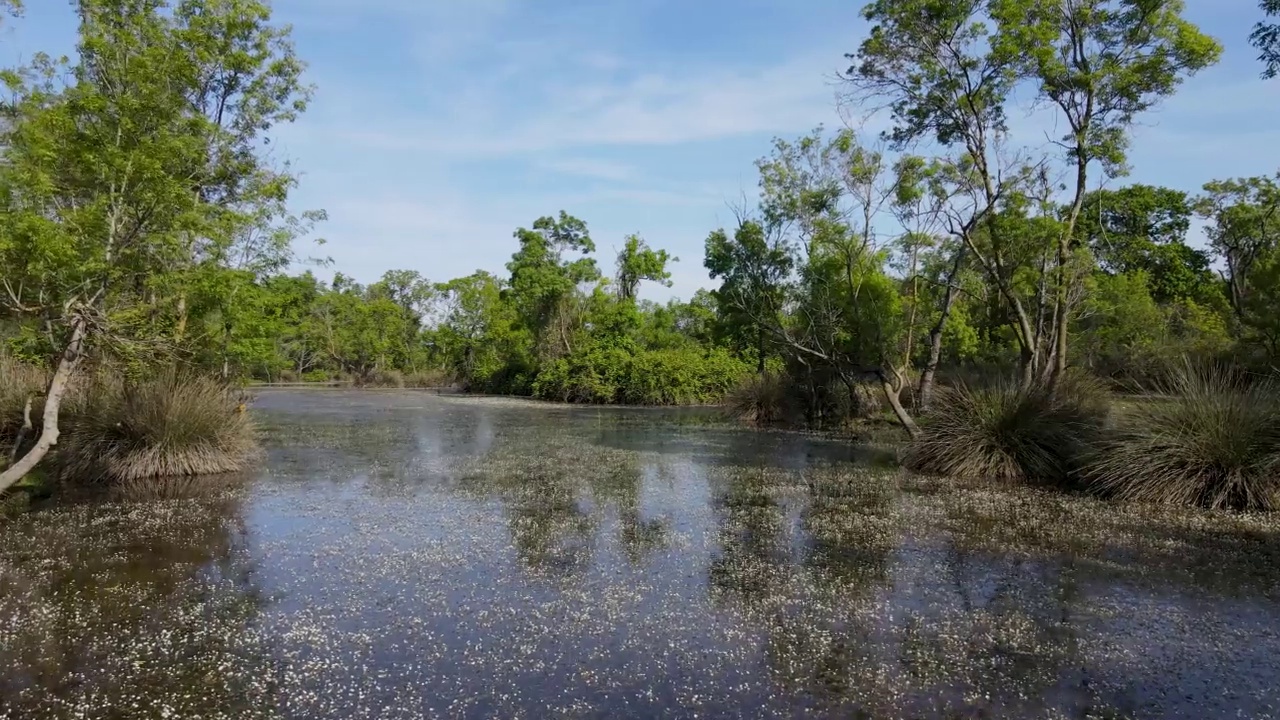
left=54, top=369, right=258, bottom=484
left=1087, top=361, right=1280, bottom=511
left=1254, top=0, right=1280, bottom=78
left=904, top=374, right=1111, bottom=486
left=533, top=342, right=750, bottom=406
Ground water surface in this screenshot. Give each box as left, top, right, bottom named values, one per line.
left=3, top=390, right=1279, bottom=719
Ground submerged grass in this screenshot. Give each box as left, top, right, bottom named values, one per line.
left=54, top=370, right=259, bottom=484
left=903, top=373, right=1110, bottom=487
left=1086, top=362, right=1280, bottom=511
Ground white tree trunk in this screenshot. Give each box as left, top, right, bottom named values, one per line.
left=0, top=318, right=86, bottom=494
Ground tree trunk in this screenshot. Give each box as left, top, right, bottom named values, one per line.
left=0, top=317, right=87, bottom=494
left=878, top=370, right=920, bottom=439
left=1020, top=347, right=1037, bottom=390
left=918, top=247, right=967, bottom=411
left=175, top=293, right=188, bottom=341
left=756, top=328, right=766, bottom=375
left=8, top=396, right=33, bottom=465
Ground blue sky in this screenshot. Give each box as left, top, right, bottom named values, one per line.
left=2, top=0, right=1277, bottom=302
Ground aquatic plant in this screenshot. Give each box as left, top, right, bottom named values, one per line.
left=903, top=373, right=1110, bottom=486
left=1086, top=361, right=1280, bottom=511
left=54, top=370, right=259, bottom=484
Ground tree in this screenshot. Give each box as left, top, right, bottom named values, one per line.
left=1077, top=184, right=1216, bottom=305
left=1002, top=0, right=1220, bottom=382
left=0, top=0, right=312, bottom=490
left=1254, top=0, right=1280, bottom=78
left=1195, top=174, right=1280, bottom=316
left=615, top=234, right=674, bottom=301
left=506, top=211, right=599, bottom=359
left=846, top=0, right=1219, bottom=388
left=704, top=220, right=793, bottom=374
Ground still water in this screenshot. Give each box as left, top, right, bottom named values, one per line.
left=2, top=390, right=1279, bottom=719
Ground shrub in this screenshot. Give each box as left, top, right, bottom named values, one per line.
left=620, top=347, right=750, bottom=405
left=904, top=372, right=1110, bottom=486
left=1086, top=362, right=1280, bottom=511
left=277, top=368, right=299, bottom=383
left=54, top=370, right=259, bottom=484
left=532, top=344, right=752, bottom=406
left=301, top=369, right=331, bottom=383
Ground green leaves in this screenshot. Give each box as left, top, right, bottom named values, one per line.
left=1252, top=0, right=1280, bottom=78
left=614, top=234, right=675, bottom=302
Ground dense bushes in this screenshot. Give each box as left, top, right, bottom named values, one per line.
left=903, top=374, right=1111, bottom=487
left=532, top=345, right=751, bottom=405
left=1087, top=363, right=1280, bottom=511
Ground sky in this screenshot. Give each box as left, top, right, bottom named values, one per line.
left=2, top=0, right=1277, bottom=302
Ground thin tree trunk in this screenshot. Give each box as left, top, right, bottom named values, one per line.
left=918, top=246, right=967, bottom=411
left=8, top=396, right=33, bottom=465
left=0, top=317, right=87, bottom=494
left=175, top=293, right=188, bottom=341
left=878, top=369, right=920, bottom=439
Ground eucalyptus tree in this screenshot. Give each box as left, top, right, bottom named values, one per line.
left=844, top=0, right=1219, bottom=387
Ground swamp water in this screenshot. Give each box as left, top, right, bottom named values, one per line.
left=2, top=390, right=1279, bottom=719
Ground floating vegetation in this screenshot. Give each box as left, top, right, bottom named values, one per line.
left=2, top=392, right=1278, bottom=718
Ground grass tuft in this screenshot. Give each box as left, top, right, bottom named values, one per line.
left=903, top=372, right=1110, bottom=487
left=1086, top=361, right=1280, bottom=511
left=726, top=372, right=797, bottom=426
left=0, top=352, right=48, bottom=445
left=54, top=369, right=259, bottom=484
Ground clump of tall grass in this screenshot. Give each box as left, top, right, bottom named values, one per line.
left=903, top=373, right=1110, bottom=487
left=0, top=353, right=47, bottom=445
left=54, top=369, right=259, bottom=484
left=360, top=368, right=405, bottom=388
left=404, top=368, right=455, bottom=388
left=1086, top=362, right=1280, bottom=511
left=726, top=372, right=797, bottom=426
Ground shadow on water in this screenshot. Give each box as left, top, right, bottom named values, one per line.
left=2, top=389, right=1279, bottom=718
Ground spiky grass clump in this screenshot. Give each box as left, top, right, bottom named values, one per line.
left=1086, top=362, right=1280, bottom=511
left=55, top=370, right=259, bottom=484
left=404, top=368, right=455, bottom=388
left=0, top=353, right=47, bottom=444
left=904, top=373, right=1110, bottom=487
left=726, top=372, right=797, bottom=426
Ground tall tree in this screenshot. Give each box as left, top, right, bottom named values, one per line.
left=506, top=211, right=599, bottom=359
left=1002, top=0, right=1220, bottom=383
left=705, top=220, right=793, bottom=374
left=846, top=0, right=1219, bottom=387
